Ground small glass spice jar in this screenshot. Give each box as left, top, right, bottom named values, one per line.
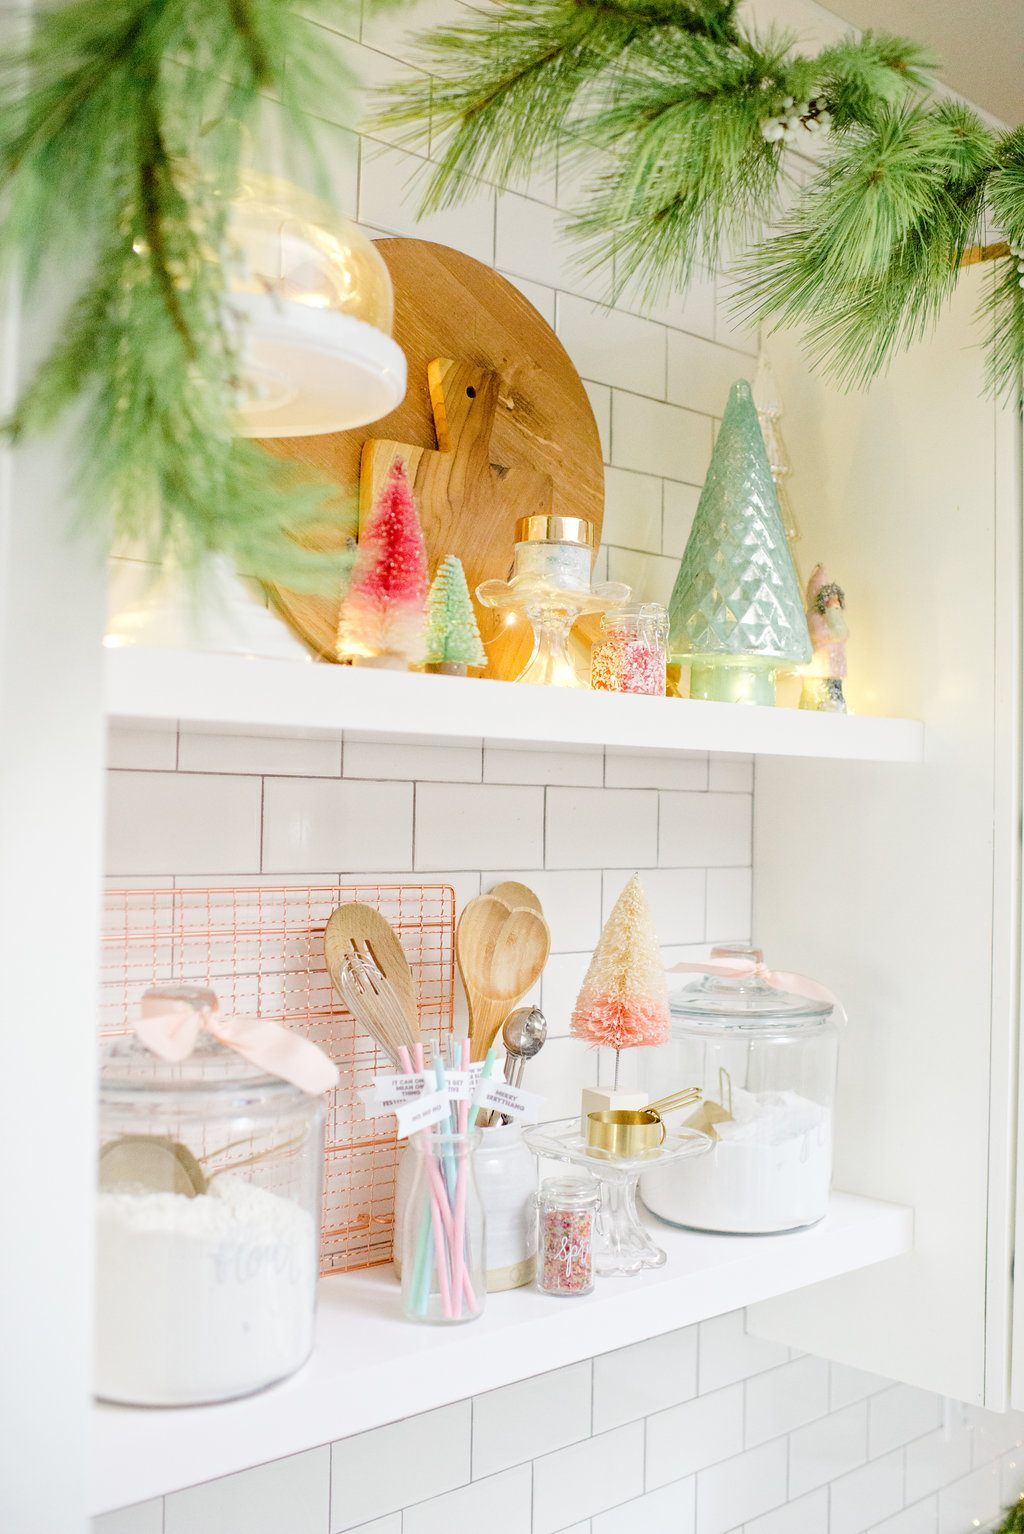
left=512, top=515, right=595, bottom=592
left=591, top=603, right=668, bottom=696
left=536, top=1175, right=600, bottom=1297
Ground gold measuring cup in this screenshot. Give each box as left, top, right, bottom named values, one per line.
left=586, top=1087, right=701, bottom=1157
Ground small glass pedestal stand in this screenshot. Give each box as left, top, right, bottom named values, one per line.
left=477, top=576, right=630, bottom=686
left=523, top=1118, right=712, bottom=1276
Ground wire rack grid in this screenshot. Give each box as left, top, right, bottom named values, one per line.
left=100, top=882, right=456, bottom=1274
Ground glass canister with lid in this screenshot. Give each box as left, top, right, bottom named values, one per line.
left=638, top=948, right=841, bottom=1234
left=96, top=985, right=328, bottom=1406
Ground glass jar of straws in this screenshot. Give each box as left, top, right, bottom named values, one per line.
left=401, top=1129, right=485, bottom=1323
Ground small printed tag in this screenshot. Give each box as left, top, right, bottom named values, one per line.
left=443, top=1064, right=483, bottom=1101
left=472, top=1080, right=543, bottom=1122
left=395, top=1090, right=450, bottom=1138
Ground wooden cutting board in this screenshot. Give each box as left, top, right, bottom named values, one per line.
left=261, top=239, right=605, bottom=677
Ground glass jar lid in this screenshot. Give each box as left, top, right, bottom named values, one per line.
left=539, top=1175, right=599, bottom=1208
left=514, top=515, right=595, bottom=547
left=668, top=948, right=837, bottom=1033
left=100, top=986, right=302, bottom=1103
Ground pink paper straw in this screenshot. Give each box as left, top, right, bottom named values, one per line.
left=399, top=1046, right=453, bottom=1317
left=451, top=1038, right=473, bottom=1317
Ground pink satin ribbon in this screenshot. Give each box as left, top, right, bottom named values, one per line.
left=668, top=958, right=846, bottom=1025
left=135, top=1003, right=339, bottom=1094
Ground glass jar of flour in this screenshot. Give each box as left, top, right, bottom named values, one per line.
left=96, top=986, right=326, bottom=1405
left=639, top=950, right=840, bottom=1234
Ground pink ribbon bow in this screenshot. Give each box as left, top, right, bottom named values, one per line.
left=135, top=999, right=339, bottom=1095
left=668, top=956, right=846, bottom=1025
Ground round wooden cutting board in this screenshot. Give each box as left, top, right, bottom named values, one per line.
left=262, top=239, right=605, bottom=675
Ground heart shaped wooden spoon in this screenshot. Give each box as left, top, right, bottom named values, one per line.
left=456, top=895, right=551, bottom=1060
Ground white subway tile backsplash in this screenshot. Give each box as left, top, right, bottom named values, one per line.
left=662, top=481, right=701, bottom=559
left=743, top=1486, right=828, bottom=1534
left=905, top=1425, right=973, bottom=1502
left=707, top=754, right=753, bottom=793
left=262, top=778, right=413, bottom=872
left=545, top=787, right=657, bottom=869
left=788, top=1401, right=868, bottom=1498
left=602, top=867, right=705, bottom=947
left=106, top=770, right=262, bottom=876
left=600, top=467, right=664, bottom=556
left=872, top=1499, right=939, bottom=1534
left=473, top=1363, right=592, bottom=1480
left=486, top=869, right=602, bottom=953
left=695, top=1437, right=787, bottom=1534
left=359, top=0, right=465, bottom=61
left=404, top=1465, right=532, bottom=1534
left=967, top=1402, right=1024, bottom=1465
left=705, top=868, right=752, bottom=943
left=868, top=1385, right=943, bottom=1458
left=604, top=750, right=707, bottom=792
left=610, top=393, right=711, bottom=484
left=415, top=783, right=544, bottom=870
left=92, top=1501, right=163, bottom=1534
left=666, top=332, right=756, bottom=417
left=605, top=547, right=680, bottom=607
left=593, top=1326, right=698, bottom=1433
left=500, top=272, right=557, bottom=324
left=495, top=193, right=604, bottom=300
left=177, top=728, right=342, bottom=777
left=484, top=745, right=604, bottom=787
left=591, top=1479, right=696, bottom=1533
left=659, top=791, right=752, bottom=868
left=744, top=1356, right=830, bottom=1447
left=556, top=295, right=667, bottom=400
left=330, top=1403, right=471, bottom=1530
left=344, top=1520, right=402, bottom=1534
left=646, top=1383, right=744, bottom=1488
left=697, top=1310, right=789, bottom=1394
left=533, top=1424, right=644, bottom=1534
left=829, top=1449, right=904, bottom=1534
left=540, top=951, right=591, bottom=1037
left=936, top=1463, right=1001, bottom=1534
left=165, top=1447, right=329, bottom=1534
left=1001, top=1445, right=1024, bottom=1505
left=344, top=734, right=482, bottom=782
left=359, top=139, right=496, bottom=260
left=526, top=1034, right=599, bottom=1117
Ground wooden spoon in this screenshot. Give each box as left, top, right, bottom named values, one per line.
left=456, top=895, right=551, bottom=1060
left=324, top=903, right=419, bottom=1038
left=488, top=880, right=544, bottom=917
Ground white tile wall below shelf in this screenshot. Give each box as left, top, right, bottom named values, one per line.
left=90, top=1193, right=910, bottom=1516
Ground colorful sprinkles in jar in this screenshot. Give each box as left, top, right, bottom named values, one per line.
left=537, top=1176, right=599, bottom=1296
left=590, top=603, right=668, bottom=696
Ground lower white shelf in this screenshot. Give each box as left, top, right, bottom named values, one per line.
left=90, top=1191, right=912, bottom=1514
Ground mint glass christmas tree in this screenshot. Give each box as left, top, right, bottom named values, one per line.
left=668, top=379, right=811, bottom=706
left=425, top=555, right=486, bottom=675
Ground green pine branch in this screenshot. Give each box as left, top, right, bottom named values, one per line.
left=993, top=1503, right=1024, bottom=1534
left=0, top=0, right=368, bottom=583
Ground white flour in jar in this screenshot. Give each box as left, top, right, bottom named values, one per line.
left=641, top=1087, right=832, bottom=1234
left=95, top=1173, right=316, bottom=1405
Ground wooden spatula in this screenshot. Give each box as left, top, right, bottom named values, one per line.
left=488, top=880, right=544, bottom=916
left=324, top=903, right=419, bottom=1038
left=456, top=895, right=550, bottom=1060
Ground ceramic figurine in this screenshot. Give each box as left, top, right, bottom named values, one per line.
left=800, top=564, right=848, bottom=713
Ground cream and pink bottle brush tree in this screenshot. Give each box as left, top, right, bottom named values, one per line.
left=336, top=461, right=428, bottom=668
left=571, top=875, right=670, bottom=1084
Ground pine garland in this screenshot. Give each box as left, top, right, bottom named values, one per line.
left=0, top=0, right=383, bottom=582
left=993, top=1504, right=1024, bottom=1534
left=380, top=0, right=1024, bottom=399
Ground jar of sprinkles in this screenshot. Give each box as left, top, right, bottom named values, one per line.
left=591, top=603, right=668, bottom=696
left=537, top=1176, right=600, bottom=1297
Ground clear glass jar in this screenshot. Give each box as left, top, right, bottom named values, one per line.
left=512, top=515, right=595, bottom=593
left=591, top=603, right=668, bottom=695
left=96, top=986, right=326, bottom=1406
left=639, top=950, right=841, bottom=1234
left=536, top=1176, right=600, bottom=1296
left=401, top=1130, right=485, bottom=1323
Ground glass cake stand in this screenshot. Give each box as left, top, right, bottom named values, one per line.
left=523, top=1118, right=712, bottom=1277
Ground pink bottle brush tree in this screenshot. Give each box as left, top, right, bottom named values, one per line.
left=571, top=874, right=670, bottom=1083
left=336, top=462, right=428, bottom=667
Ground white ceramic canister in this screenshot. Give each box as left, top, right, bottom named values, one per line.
left=393, top=1122, right=537, bottom=1291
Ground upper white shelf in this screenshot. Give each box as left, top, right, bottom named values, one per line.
left=90, top=1190, right=912, bottom=1515
left=105, top=650, right=924, bottom=763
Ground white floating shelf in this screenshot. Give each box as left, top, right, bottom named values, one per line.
left=91, top=1191, right=912, bottom=1514
left=105, top=650, right=924, bottom=763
